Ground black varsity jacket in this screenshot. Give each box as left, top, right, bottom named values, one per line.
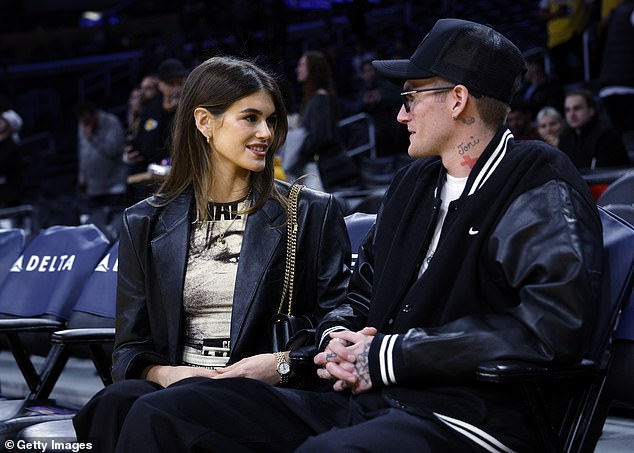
left=317, top=128, right=603, bottom=449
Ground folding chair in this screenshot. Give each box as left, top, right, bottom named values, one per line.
left=0, top=229, right=26, bottom=395
left=0, top=225, right=110, bottom=441
left=344, top=212, right=376, bottom=271
left=16, top=241, right=119, bottom=446
left=602, top=203, right=634, bottom=227
left=476, top=206, right=634, bottom=452
left=597, top=170, right=634, bottom=207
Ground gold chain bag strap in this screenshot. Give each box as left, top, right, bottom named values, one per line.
left=278, top=183, right=303, bottom=315
left=270, top=184, right=314, bottom=353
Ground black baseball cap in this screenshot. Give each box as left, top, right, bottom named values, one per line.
left=372, top=18, right=526, bottom=105
left=158, top=58, right=189, bottom=81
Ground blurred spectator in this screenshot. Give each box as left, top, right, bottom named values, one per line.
left=1, top=109, right=23, bottom=144
left=536, top=106, right=566, bottom=147
left=507, top=98, right=540, bottom=140
left=538, top=0, right=594, bottom=85
left=600, top=0, right=626, bottom=24
left=0, top=112, right=22, bottom=207
left=125, top=75, right=160, bottom=146
left=351, top=59, right=408, bottom=156
left=516, top=48, right=565, bottom=120
left=125, top=58, right=188, bottom=175
left=285, top=50, right=360, bottom=191
left=139, top=74, right=160, bottom=105
left=76, top=100, right=128, bottom=213
left=597, top=0, right=634, bottom=136
left=559, top=88, right=630, bottom=168
left=125, top=86, right=143, bottom=139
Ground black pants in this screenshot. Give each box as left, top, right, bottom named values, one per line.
left=73, top=379, right=163, bottom=453
left=111, top=377, right=504, bottom=453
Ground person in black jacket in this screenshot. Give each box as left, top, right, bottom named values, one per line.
left=72, top=56, right=351, bottom=452
left=113, top=19, right=603, bottom=452
left=559, top=88, right=630, bottom=168
left=285, top=50, right=360, bottom=191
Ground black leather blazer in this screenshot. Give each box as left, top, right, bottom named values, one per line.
left=112, top=182, right=351, bottom=382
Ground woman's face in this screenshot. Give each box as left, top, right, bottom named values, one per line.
left=537, top=113, right=563, bottom=139
left=296, top=55, right=308, bottom=83
left=208, top=90, right=277, bottom=175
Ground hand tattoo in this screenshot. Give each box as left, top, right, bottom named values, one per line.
left=353, top=340, right=372, bottom=386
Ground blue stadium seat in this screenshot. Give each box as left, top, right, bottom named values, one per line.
left=0, top=225, right=110, bottom=442
left=13, top=241, right=119, bottom=446
left=344, top=212, right=376, bottom=271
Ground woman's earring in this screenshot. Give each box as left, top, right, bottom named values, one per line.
left=206, top=135, right=211, bottom=145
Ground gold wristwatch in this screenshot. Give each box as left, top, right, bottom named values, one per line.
left=274, top=351, right=291, bottom=384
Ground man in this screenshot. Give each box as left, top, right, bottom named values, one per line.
left=559, top=88, right=630, bottom=168
left=507, top=97, right=540, bottom=140
left=76, top=100, right=128, bottom=212
left=516, top=48, right=565, bottom=120
left=124, top=58, right=187, bottom=174
left=538, top=0, right=592, bottom=85
left=125, top=58, right=188, bottom=202
left=139, top=74, right=160, bottom=106
left=115, top=19, right=603, bottom=452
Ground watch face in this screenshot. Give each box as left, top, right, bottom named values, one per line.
left=279, top=362, right=291, bottom=375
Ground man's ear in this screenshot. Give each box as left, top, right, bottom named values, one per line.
left=451, top=85, right=469, bottom=119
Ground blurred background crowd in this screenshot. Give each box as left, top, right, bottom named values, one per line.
left=0, top=0, right=632, bottom=232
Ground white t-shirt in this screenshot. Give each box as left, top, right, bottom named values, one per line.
left=418, top=174, right=468, bottom=276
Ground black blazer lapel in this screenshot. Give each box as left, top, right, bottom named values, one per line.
left=231, top=199, right=285, bottom=354
left=150, top=193, right=191, bottom=360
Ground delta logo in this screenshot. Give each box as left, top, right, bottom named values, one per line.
left=94, top=252, right=118, bottom=273
left=10, top=254, right=76, bottom=273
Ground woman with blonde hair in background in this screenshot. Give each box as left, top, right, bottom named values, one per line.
left=537, top=106, right=565, bottom=148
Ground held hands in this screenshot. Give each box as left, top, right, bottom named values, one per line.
left=314, top=327, right=377, bottom=394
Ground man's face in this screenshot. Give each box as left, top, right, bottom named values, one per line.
left=564, top=94, right=594, bottom=130
left=140, top=76, right=159, bottom=103
left=507, top=110, right=529, bottom=136
left=159, top=77, right=185, bottom=108
left=396, top=78, right=451, bottom=158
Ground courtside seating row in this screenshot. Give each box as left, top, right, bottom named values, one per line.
left=0, top=224, right=118, bottom=441
left=2, top=207, right=634, bottom=452
left=0, top=213, right=377, bottom=445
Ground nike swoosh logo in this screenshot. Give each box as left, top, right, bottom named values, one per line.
left=468, top=227, right=479, bottom=236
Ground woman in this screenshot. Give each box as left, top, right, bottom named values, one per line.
left=286, top=50, right=360, bottom=190
left=536, top=105, right=565, bottom=148
left=73, top=55, right=351, bottom=451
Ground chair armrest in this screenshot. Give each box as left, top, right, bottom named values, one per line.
left=476, top=359, right=597, bottom=384
left=0, top=317, right=64, bottom=333
left=51, top=327, right=115, bottom=344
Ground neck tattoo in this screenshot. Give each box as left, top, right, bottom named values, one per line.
left=457, top=136, right=480, bottom=155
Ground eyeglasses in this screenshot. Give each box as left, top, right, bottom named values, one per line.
left=400, top=85, right=455, bottom=113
